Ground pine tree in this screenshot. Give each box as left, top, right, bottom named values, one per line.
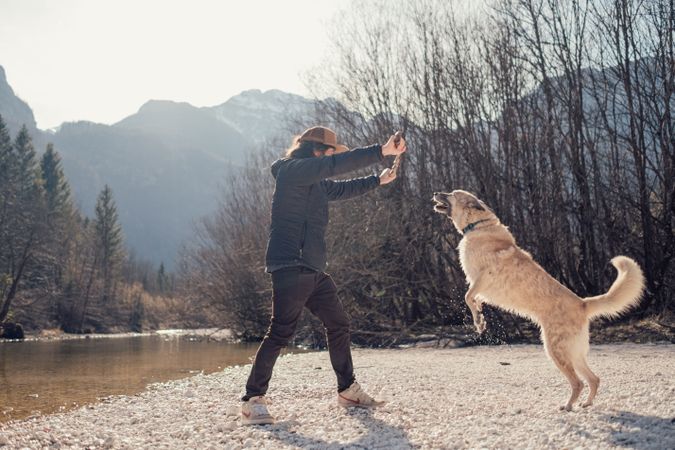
left=94, top=185, right=124, bottom=304
left=0, top=116, right=15, bottom=313
left=40, top=143, right=76, bottom=289
left=41, top=143, right=73, bottom=221
left=14, top=126, right=43, bottom=205
left=0, top=125, right=46, bottom=322
left=0, top=117, right=18, bottom=249
left=0, top=115, right=15, bottom=237
left=0, top=115, right=14, bottom=188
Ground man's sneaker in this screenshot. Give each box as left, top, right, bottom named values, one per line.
left=241, top=396, right=275, bottom=425
left=337, top=382, right=385, bottom=408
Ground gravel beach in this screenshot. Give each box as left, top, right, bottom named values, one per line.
left=1, top=344, right=673, bottom=449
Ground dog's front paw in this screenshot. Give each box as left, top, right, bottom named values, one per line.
left=474, top=315, right=487, bottom=334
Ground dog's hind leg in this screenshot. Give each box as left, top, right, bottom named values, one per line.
left=571, top=326, right=599, bottom=407
left=545, top=338, right=584, bottom=411
left=575, top=357, right=599, bottom=407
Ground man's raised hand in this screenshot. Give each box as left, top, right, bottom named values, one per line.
left=382, top=132, right=407, bottom=156
left=378, top=167, right=397, bottom=185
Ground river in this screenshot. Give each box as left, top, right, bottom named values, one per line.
left=0, top=333, right=306, bottom=423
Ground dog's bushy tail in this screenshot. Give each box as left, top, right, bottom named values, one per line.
left=583, top=256, right=645, bottom=320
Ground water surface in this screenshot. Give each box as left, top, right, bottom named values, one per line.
left=0, top=334, right=303, bottom=423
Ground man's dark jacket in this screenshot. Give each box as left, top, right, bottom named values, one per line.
left=265, top=144, right=384, bottom=273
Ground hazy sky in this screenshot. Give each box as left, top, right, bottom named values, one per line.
left=0, top=0, right=350, bottom=129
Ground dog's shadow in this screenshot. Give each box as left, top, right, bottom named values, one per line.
left=264, top=407, right=413, bottom=449
left=598, top=411, right=675, bottom=449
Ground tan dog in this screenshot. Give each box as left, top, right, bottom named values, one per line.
left=433, top=190, right=645, bottom=411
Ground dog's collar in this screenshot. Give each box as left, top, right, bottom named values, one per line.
left=462, top=219, right=492, bottom=235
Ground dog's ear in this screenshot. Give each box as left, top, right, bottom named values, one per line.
left=467, top=199, right=485, bottom=211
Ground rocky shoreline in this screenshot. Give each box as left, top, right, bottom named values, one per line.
left=4, top=318, right=672, bottom=347
left=1, top=343, right=673, bottom=449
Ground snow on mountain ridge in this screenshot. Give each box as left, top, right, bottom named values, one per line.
left=208, top=89, right=320, bottom=144
left=215, top=89, right=315, bottom=118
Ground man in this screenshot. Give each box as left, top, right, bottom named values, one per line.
left=241, top=126, right=406, bottom=425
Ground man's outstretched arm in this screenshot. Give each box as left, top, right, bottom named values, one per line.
left=279, top=145, right=383, bottom=186
left=321, top=176, right=380, bottom=201
left=321, top=157, right=401, bottom=201
left=278, top=134, right=406, bottom=186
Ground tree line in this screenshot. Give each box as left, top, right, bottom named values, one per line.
left=181, top=0, right=674, bottom=344
left=0, top=117, right=182, bottom=337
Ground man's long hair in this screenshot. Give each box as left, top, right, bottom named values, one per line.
left=285, top=137, right=333, bottom=159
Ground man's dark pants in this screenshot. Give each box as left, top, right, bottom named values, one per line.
left=244, top=266, right=355, bottom=399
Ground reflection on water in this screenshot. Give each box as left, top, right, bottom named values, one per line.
left=0, top=335, right=302, bottom=423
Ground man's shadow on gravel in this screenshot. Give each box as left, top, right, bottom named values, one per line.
left=600, top=411, right=675, bottom=449
left=265, top=408, right=413, bottom=449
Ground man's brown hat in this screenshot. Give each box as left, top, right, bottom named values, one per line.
left=298, top=126, right=349, bottom=153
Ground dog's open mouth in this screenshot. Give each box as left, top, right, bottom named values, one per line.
left=433, top=193, right=450, bottom=214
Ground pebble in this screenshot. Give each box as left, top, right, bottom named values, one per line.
left=102, top=436, right=115, bottom=448
left=222, top=421, right=238, bottom=431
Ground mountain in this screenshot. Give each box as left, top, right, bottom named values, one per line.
left=0, top=65, right=323, bottom=269
left=49, top=115, right=241, bottom=268
left=116, top=99, right=249, bottom=162
left=0, top=66, right=41, bottom=139
left=50, top=100, right=254, bottom=268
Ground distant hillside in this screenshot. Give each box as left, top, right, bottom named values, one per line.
left=116, top=99, right=249, bottom=163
